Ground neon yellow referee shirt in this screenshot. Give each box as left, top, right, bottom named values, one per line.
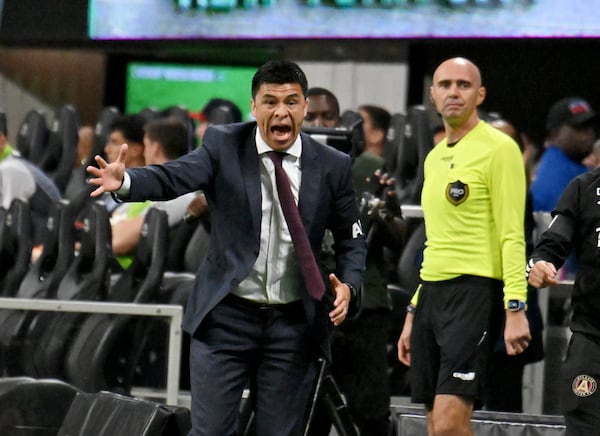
left=411, top=121, right=528, bottom=307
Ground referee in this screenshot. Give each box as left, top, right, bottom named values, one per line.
left=397, top=57, right=531, bottom=436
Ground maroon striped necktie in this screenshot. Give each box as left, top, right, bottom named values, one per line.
left=267, top=151, right=325, bottom=300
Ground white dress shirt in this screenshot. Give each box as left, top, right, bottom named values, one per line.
left=233, top=129, right=303, bottom=304
left=118, top=129, right=305, bottom=304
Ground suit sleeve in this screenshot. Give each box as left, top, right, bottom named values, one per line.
left=127, top=143, right=215, bottom=202
left=328, top=154, right=367, bottom=291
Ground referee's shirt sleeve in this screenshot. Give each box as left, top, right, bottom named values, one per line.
left=490, top=138, right=528, bottom=306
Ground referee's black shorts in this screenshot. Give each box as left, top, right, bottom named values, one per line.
left=561, top=331, right=600, bottom=436
left=409, top=275, right=503, bottom=407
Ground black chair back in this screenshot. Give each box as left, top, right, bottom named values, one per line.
left=394, top=105, right=433, bottom=205
left=0, top=377, right=81, bottom=435
left=57, top=391, right=191, bottom=436
left=38, top=105, right=79, bottom=192
left=24, top=201, right=112, bottom=378
left=14, top=109, right=48, bottom=164
left=65, top=208, right=169, bottom=393
left=0, top=199, right=33, bottom=297
left=0, top=200, right=73, bottom=375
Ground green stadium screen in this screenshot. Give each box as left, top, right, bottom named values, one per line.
left=125, top=62, right=257, bottom=120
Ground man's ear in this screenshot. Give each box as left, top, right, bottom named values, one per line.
left=477, top=86, right=487, bottom=105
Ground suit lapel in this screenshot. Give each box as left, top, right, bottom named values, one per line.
left=241, top=127, right=262, bottom=239
left=298, top=134, right=321, bottom=233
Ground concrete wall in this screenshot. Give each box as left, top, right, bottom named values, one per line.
left=299, top=61, right=409, bottom=115
left=0, top=73, right=54, bottom=145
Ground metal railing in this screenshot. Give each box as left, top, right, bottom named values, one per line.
left=0, top=297, right=183, bottom=406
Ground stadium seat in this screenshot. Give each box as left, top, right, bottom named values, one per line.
left=0, top=200, right=74, bottom=375
left=383, top=112, right=406, bottom=176
left=57, top=390, right=191, bottom=436
left=0, top=199, right=33, bottom=297
left=65, top=208, right=169, bottom=394
left=87, top=105, right=121, bottom=167
left=394, top=105, right=433, bottom=205
left=23, top=201, right=112, bottom=378
left=0, top=377, right=80, bottom=436
left=12, top=199, right=74, bottom=300
left=38, top=105, right=79, bottom=193
left=64, top=106, right=121, bottom=219
left=14, top=109, right=48, bottom=165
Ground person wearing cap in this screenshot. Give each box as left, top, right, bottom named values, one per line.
left=530, top=97, right=598, bottom=213
left=527, top=158, right=600, bottom=434
left=0, top=113, right=62, bottom=248
left=191, top=98, right=243, bottom=145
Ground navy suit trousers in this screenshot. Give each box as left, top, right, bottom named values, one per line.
left=188, top=293, right=319, bottom=436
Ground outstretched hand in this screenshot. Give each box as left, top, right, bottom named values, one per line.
left=86, top=143, right=128, bottom=197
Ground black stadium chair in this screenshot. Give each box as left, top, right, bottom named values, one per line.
left=14, top=109, right=48, bottom=165
left=22, top=201, right=112, bottom=378
left=86, top=105, right=121, bottom=168
left=65, top=208, right=169, bottom=394
left=57, top=391, right=191, bottom=436
left=12, top=200, right=74, bottom=301
left=0, top=377, right=81, bottom=436
left=38, top=104, right=80, bottom=193
left=0, top=199, right=33, bottom=297
left=383, top=112, right=406, bottom=176
left=393, top=105, right=433, bottom=206
left=0, top=200, right=74, bottom=375
left=64, top=106, right=121, bottom=220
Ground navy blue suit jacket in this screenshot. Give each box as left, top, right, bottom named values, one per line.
left=125, top=122, right=366, bottom=358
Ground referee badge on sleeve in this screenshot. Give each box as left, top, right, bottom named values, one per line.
left=446, top=180, right=469, bottom=206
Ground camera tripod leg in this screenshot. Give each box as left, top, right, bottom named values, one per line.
left=240, top=358, right=359, bottom=436
left=304, top=358, right=359, bottom=436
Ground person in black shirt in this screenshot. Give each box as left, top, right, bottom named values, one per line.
left=527, top=168, right=600, bottom=435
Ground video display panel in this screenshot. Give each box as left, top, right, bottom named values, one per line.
left=125, top=62, right=256, bottom=119
left=90, top=0, right=600, bottom=40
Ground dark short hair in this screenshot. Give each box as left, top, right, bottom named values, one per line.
left=201, top=98, right=242, bottom=124
left=359, top=105, right=391, bottom=132
left=251, top=60, right=308, bottom=99
left=144, top=117, right=189, bottom=160
left=109, top=114, right=146, bottom=144
left=307, top=87, right=341, bottom=118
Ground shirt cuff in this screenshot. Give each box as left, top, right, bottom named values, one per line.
left=116, top=171, right=131, bottom=196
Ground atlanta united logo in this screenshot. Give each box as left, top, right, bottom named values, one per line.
left=572, top=375, right=597, bottom=397
left=446, top=180, right=469, bottom=206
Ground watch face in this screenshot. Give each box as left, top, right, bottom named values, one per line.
left=508, top=300, right=523, bottom=311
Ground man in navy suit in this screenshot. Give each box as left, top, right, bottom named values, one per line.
left=87, top=60, right=367, bottom=436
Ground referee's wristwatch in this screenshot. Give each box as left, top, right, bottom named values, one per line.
left=506, top=300, right=527, bottom=312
